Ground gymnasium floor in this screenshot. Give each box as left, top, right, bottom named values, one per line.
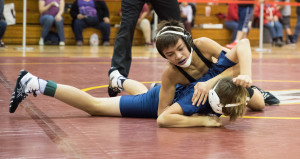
left=1, top=43, right=300, bottom=159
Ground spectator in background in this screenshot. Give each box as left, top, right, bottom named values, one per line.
left=254, top=3, right=284, bottom=47
left=225, top=3, right=239, bottom=43
left=188, top=3, right=196, bottom=27
left=70, top=0, right=110, bottom=46
left=293, top=0, right=300, bottom=43
left=122, top=3, right=152, bottom=46
left=277, top=0, right=295, bottom=44
left=0, top=0, right=7, bottom=47
left=226, top=0, right=254, bottom=49
left=180, top=1, right=193, bottom=33
left=39, top=0, right=65, bottom=46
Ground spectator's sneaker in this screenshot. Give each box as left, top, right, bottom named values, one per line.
left=9, top=70, right=39, bottom=113
left=225, top=41, right=238, bottom=49
left=76, top=41, right=83, bottom=46
left=275, top=38, right=283, bottom=47
left=39, top=37, right=44, bottom=46
left=150, top=83, right=161, bottom=89
left=0, top=40, right=5, bottom=48
left=293, top=35, right=298, bottom=43
left=107, top=67, right=126, bottom=97
left=103, top=41, right=110, bottom=46
left=59, top=41, right=65, bottom=46
left=251, top=85, right=280, bottom=106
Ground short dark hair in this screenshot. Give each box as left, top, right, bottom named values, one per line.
left=155, top=20, right=186, bottom=58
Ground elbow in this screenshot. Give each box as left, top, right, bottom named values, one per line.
left=157, top=114, right=170, bottom=127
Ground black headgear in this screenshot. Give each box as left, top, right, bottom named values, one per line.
left=155, top=26, right=194, bottom=58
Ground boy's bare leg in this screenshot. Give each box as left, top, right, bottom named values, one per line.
left=54, top=84, right=122, bottom=116
left=9, top=70, right=123, bottom=116
left=123, top=79, right=148, bottom=95
left=108, top=68, right=148, bottom=96
left=247, top=89, right=265, bottom=111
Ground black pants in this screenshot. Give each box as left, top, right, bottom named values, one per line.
left=0, top=20, right=7, bottom=40
left=111, top=0, right=180, bottom=77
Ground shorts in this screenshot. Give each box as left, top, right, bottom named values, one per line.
left=119, top=85, right=160, bottom=118
left=280, top=16, right=291, bottom=29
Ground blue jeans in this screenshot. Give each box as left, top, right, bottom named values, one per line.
left=40, top=14, right=65, bottom=42
left=238, top=6, right=253, bottom=32
left=72, top=18, right=110, bottom=42
left=0, top=20, right=7, bottom=40
left=293, top=14, right=300, bottom=42
left=225, top=20, right=238, bottom=42
left=264, top=21, right=283, bottom=38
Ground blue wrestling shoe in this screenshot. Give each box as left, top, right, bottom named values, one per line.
left=9, top=70, right=39, bottom=113
left=251, top=85, right=280, bottom=106
left=108, top=67, right=126, bottom=97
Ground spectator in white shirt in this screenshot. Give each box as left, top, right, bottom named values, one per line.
left=180, top=2, right=193, bottom=33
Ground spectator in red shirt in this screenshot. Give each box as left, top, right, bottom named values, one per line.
left=225, top=3, right=239, bottom=43
left=254, top=3, right=284, bottom=47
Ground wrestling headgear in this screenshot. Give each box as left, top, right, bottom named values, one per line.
left=208, top=79, right=248, bottom=115
left=155, top=26, right=194, bottom=60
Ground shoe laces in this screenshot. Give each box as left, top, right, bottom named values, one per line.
left=25, top=90, right=38, bottom=97
left=24, top=77, right=39, bottom=97
left=262, top=92, right=270, bottom=100
left=110, top=76, right=123, bottom=91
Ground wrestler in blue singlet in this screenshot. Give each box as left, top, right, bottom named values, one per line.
left=120, top=51, right=236, bottom=118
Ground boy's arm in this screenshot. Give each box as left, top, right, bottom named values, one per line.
left=192, top=38, right=252, bottom=106
left=224, top=38, right=252, bottom=79
left=157, top=103, right=221, bottom=127
left=192, top=65, right=240, bottom=106
left=202, top=39, right=252, bottom=90
left=157, top=68, right=177, bottom=116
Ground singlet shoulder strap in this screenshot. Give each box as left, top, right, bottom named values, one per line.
left=174, top=45, right=213, bottom=83
left=193, top=45, right=213, bottom=68
left=175, top=66, right=196, bottom=83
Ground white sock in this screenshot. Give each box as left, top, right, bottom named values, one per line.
left=109, top=70, right=122, bottom=79
left=110, top=70, right=127, bottom=89
left=38, top=78, right=47, bottom=94
left=21, top=72, right=44, bottom=94
left=117, top=76, right=127, bottom=89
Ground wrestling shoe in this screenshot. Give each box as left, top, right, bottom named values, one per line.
left=108, top=67, right=126, bottom=97
left=9, top=70, right=39, bottom=113
left=251, top=85, right=280, bottom=105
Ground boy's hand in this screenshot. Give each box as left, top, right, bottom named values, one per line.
left=233, top=75, right=252, bottom=88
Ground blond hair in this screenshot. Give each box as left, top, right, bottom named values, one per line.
left=215, top=77, right=248, bottom=121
